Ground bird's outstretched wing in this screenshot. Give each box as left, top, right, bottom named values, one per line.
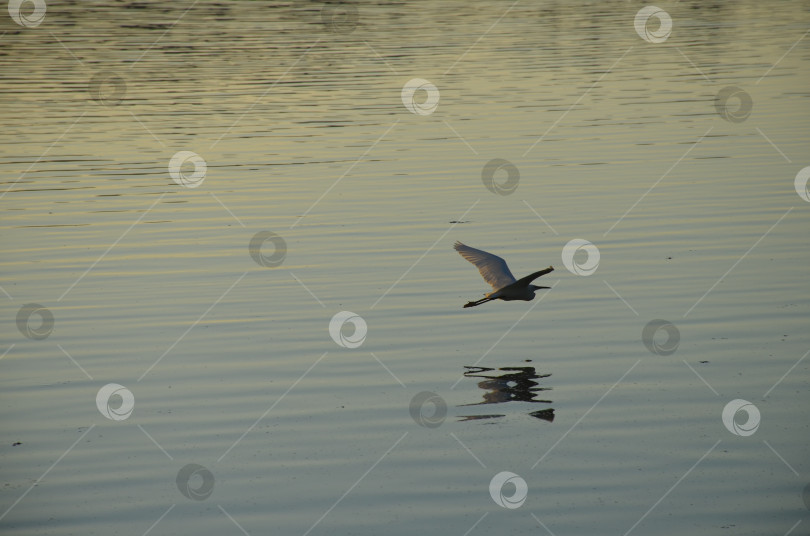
left=514, top=266, right=554, bottom=287
left=454, top=241, right=517, bottom=290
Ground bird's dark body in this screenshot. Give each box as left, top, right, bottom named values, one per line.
left=454, top=242, right=553, bottom=309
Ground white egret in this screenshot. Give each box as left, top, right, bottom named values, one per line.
left=454, top=241, right=553, bottom=308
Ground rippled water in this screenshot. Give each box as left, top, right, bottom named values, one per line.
left=2, top=2, right=809, bottom=535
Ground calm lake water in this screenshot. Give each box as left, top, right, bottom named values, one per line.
left=2, top=1, right=809, bottom=535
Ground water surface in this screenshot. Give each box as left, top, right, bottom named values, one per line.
left=2, top=2, right=809, bottom=535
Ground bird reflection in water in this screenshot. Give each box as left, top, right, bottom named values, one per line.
left=458, top=365, right=554, bottom=423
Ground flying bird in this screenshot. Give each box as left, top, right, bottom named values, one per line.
left=454, top=241, right=553, bottom=308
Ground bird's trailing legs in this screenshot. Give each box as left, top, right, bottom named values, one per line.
left=463, top=296, right=495, bottom=308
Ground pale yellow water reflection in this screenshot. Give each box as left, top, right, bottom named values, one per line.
left=2, top=1, right=809, bottom=535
